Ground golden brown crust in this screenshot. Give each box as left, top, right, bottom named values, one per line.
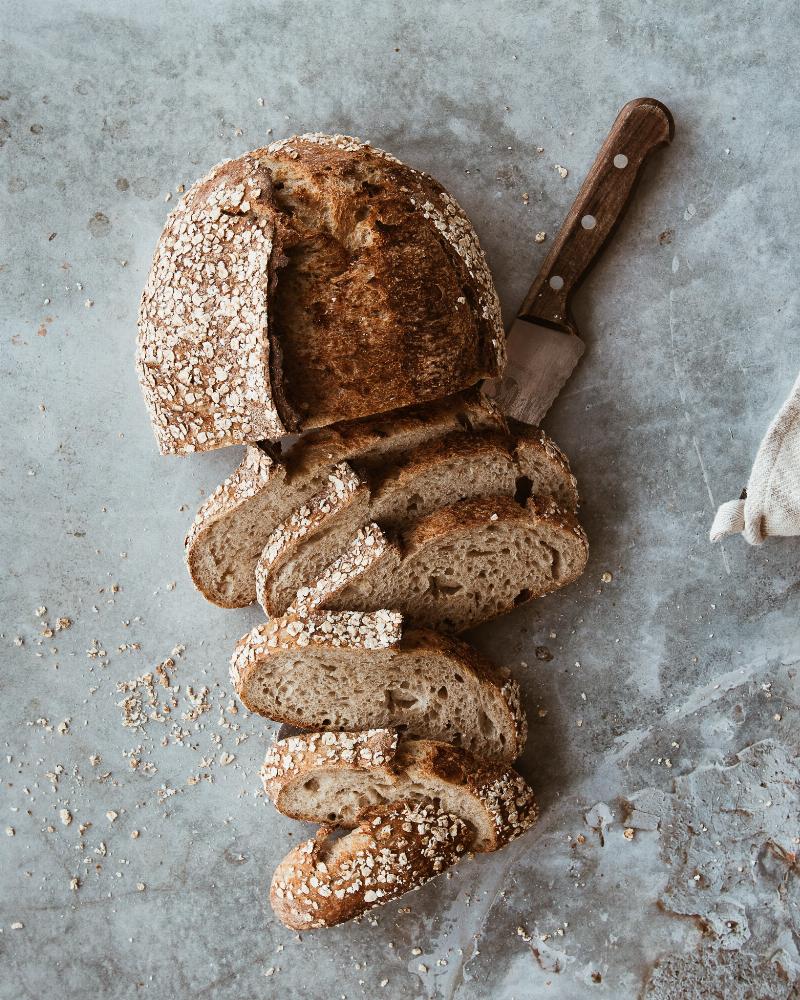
left=264, top=134, right=504, bottom=428
left=269, top=799, right=469, bottom=929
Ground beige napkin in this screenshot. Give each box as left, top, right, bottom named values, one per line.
left=710, top=370, right=800, bottom=545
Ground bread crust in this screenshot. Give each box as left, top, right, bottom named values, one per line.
left=185, top=388, right=504, bottom=608
left=269, top=799, right=469, bottom=929
left=264, top=134, right=505, bottom=429
left=232, top=622, right=527, bottom=761
left=138, top=135, right=504, bottom=455
left=261, top=730, right=538, bottom=852
left=137, top=153, right=287, bottom=455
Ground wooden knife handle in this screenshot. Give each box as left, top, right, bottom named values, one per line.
left=518, top=98, right=674, bottom=330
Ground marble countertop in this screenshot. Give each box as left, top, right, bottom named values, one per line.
left=2, top=2, right=798, bottom=997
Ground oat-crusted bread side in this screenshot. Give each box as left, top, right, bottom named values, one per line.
left=270, top=800, right=469, bottom=929
left=231, top=616, right=527, bottom=762
left=257, top=425, right=580, bottom=616
left=261, top=729, right=538, bottom=852
left=294, top=495, right=588, bottom=633
left=137, top=134, right=505, bottom=456
left=186, top=387, right=503, bottom=608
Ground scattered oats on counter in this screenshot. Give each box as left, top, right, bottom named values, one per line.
left=534, top=231, right=546, bottom=243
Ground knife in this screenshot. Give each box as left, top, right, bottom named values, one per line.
left=488, top=98, right=674, bottom=426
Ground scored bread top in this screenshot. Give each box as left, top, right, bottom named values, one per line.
left=138, top=135, right=505, bottom=455
left=261, top=729, right=538, bottom=852
left=270, top=799, right=469, bottom=929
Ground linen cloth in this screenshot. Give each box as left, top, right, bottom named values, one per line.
left=710, top=370, right=800, bottom=545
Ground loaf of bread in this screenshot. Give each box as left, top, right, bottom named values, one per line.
left=261, top=729, right=538, bottom=852
left=137, top=135, right=505, bottom=456
left=186, top=388, right=504, bottom=608
left=256, top=423, right=578, bottom=617
left=270, top=799, right=469, bottom=929
left=231, top=612, right=527, bottom=762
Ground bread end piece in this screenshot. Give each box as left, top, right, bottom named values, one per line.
left=269, top=799, right=469, bottom=929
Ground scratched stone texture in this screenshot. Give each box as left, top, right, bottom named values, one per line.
left=1, top=2, right=799, bottom=998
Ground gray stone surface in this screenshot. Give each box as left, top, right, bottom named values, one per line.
left=2, top=2, right=799, bottom=997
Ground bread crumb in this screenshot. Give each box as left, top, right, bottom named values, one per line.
left=10, top=922, right=24, bottom=930
left=623, top=828, right=635, bottom=841
left=70, top=877, right=80, bottom=891
left=59, top=808, right=73, bottom=826
left=534, top=231, right=546, bottom=243
left=131, top=830, right=140, bottom=839
left=6, top=827, right=14, bottom=837
left=601, top=571, right=613, bottom=583
left=136, top=882, right=146, bottom=891
left=554, top=164, right=568, bottom=179
left=106, top=810, right=118, bottom=823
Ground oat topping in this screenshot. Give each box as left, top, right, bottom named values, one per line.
left=230, top=610, right=403, bottom=689
left=271, top=801, right=468, bottom=928
left=290, top=523, right=390, bottom=616
left=137, top=154, right=285, bottom=455
left=255, top=464, right=363, bottom=608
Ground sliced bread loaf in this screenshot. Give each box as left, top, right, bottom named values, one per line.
left=261, top=729, right=538, bottom=852
left=270, top=799, right=469, bottom=929
left=284, top=495, right=588, bottom=633
left=186, top=387, right=503, bottom=608
left=257, top=425, right=578, bottom=616
left=231, top=615, right=527, bottom=762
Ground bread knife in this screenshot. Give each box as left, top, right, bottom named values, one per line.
left=487, top=98, right=674, bottom=426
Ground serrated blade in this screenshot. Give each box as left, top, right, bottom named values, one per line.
left=486, top=317, right=585, bottom=426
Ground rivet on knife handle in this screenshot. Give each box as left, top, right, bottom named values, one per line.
left=520, top=97, right=675, bottom=330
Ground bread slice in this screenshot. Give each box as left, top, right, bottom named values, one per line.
left=256, top=424, right=578, bottom=616
left=290, top=495, right=588, bottom=634
left=261, top=729, right=538, bottom=852
left=231, top=615, right=527, bottom=762
left=270, top=799, right=469, bottom=929
left=137, top=134, right=505, bottom=456
left=186, top=387, right=503, bottom=608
